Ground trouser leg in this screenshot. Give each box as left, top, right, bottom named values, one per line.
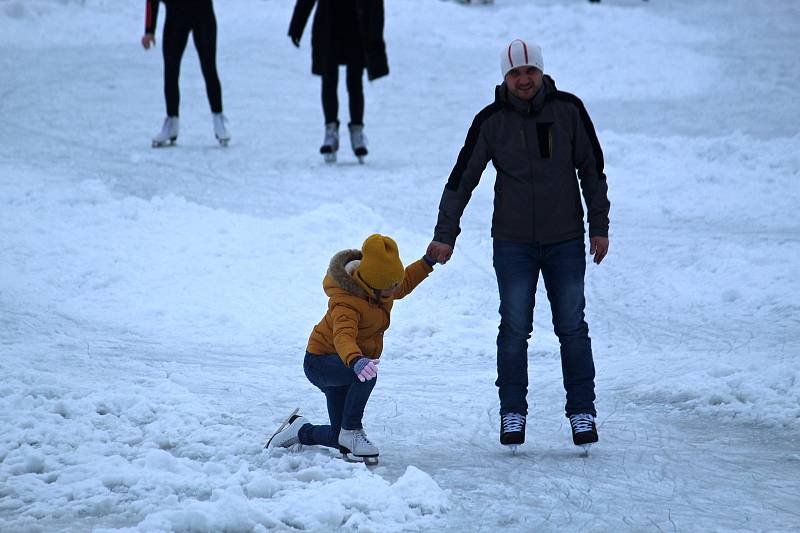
left=162, top=10, right=191, bottom=117
left=345, top=64, right=364, bottom=125
left=493, top=239, right=540, bottom=416
left=190, top=4, right=223, bottom=114
left=321, top=68, right=339, bottom=124
left=540, top=238, right=596, bottom=417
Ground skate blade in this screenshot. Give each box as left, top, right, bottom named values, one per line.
left=217, top=137, right=230, bottom=147
left=503, top=444, right=519, bottom=455
left=264, top=407, right=300, bottom=449
left=357, top=156, right=365, bottom=164
left=323, top=152, right=337, bottom=164
left=340, top=452, right=379, bottom=466
left=504, top=444, right=520, bottom=455
left=579, top=444, right=592, bottom=456
left=152, top=138, right=177, bottom=148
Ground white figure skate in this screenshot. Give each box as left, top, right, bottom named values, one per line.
left=152, top=116, right=179, bottom=148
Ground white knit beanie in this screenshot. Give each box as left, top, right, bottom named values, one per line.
left=500, top=39, right=544, bottom=78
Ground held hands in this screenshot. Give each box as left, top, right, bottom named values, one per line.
left=290, top=35, right=300, bottom=48
left=426, top=240, right=453, bottom=264
left=352, top=357, right=379, bottom=382
left=141, top=33, right=156, bottom=50
left=590, top=236, right=610, bottom=264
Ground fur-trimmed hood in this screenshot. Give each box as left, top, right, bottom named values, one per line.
left=326, top=249, right=370, bottom=300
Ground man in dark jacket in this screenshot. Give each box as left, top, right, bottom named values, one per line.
left=288, top=0, right=388, bottom=164
left=427, top=39, right=610, bottom=451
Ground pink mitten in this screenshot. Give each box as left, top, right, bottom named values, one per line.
left=353, top=358, right=380, bottom=382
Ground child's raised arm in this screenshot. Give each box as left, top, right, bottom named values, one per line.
left=393, top=256, right=436, bottom=300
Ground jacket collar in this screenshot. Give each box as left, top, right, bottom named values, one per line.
left=495, top=74, right=557, bottom=115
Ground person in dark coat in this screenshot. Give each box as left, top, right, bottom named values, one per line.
left=288, top=0, right=388, bottom=164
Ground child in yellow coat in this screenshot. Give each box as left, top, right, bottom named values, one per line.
left=267, top=234, right=435, bottom=463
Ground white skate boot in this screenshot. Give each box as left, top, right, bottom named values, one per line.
left=348, top=123, right=368, bottom=164
left=320, top=122, right=339, bottom=164
left=213, top=113, right=231, bottom=146
left=338, top=428, right=379, bottom=465
left=265, top=408, right=308, bottom=450
left=152, top=116, right=179, bottom=148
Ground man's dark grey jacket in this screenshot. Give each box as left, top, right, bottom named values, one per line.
left=433, top=75, right=610, bottom=248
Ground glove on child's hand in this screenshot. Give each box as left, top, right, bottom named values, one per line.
left=353, top=357, right=379, bottom=382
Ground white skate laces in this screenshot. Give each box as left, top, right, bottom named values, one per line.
left=501, top=413, right=525, bottom=433
left=339, top=428, right=378, bottom=456
left=354, top=429, right=374, bottom=449
left=569, top=413, right=594, bottom=433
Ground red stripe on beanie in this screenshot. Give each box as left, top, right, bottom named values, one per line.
left=507, top=43, right=514, bottom=68
left=522, top=40, right=529, bottom=63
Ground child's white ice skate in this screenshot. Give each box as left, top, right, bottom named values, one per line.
left=152, top=116, right=179, bottom=148
left=265, top=408, right=308, bottom=450
left=338, top=428, right=379, bottom=466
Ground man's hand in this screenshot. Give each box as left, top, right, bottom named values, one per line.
left=426, top=241, right=453, bottom=264
left=590, top=236, right=609, bottom=265
left=141, top=33, right=156, bottom=50
left=290, top=35, right=300, bottom=48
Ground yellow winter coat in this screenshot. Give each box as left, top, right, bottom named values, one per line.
left=306, top=249, right=433, bottom=367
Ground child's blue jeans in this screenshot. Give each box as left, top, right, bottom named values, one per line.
left=298, top=352, right=377, bottom=449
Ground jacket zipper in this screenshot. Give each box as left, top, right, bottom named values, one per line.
left=521, top=116, right=537, bottom=242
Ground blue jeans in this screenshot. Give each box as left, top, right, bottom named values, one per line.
left=298, top=352, right=377, bottom=449
left=493, top=238, right=596, bottom=418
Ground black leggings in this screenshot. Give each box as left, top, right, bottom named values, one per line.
left=162, top=3, right=223, bottom=117
left=321, top=64, right=364, bottom=126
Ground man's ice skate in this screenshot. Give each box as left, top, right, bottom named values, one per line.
left=569, top=413, right=598, bottom=455
left=348, top=123, right=368, bottom=164
left=320, top=122, right=339, bottom=164
left=338, top=428, right=379, bottom=466
left=152, top=116, right=179, bottom=148
left=500, top=413, right=526, bottom=453
left=265, top=408, right=308, bottom=450
left=213, top=113, right=231, bottom=146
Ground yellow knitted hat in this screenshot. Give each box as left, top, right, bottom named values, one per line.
left=355, top=234, right=405, bottom=290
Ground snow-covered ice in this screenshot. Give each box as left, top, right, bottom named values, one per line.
left=1, top=0, right=799, bottom=531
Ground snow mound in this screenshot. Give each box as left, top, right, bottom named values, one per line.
left=0, top=368, right=449, bottom=532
